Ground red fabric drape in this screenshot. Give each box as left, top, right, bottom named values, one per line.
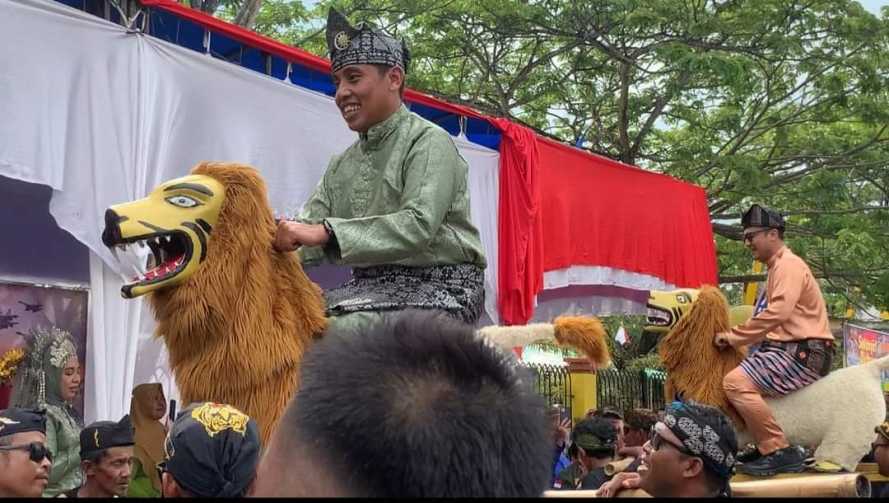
left=537, top=138, right=718, bottom=288
left=491, top=119, right=544, bottom=325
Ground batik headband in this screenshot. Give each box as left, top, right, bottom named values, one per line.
left=662, top=401, right=736, bottom=478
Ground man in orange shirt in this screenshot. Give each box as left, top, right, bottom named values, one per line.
left=715, top=204, right=835, bottom=476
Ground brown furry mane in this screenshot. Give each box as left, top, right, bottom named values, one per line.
left=149, top=162, right=328, bottom=443
left=658, top=285, right=747, bottom=428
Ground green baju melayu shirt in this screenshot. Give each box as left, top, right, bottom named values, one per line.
left=297, top=104, right=486, bottom=269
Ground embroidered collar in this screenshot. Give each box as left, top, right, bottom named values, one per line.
left=360, top=104, right=408, bottom=151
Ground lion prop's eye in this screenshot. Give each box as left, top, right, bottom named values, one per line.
left=166, top=195, right=200, bottom=208
left=676, top=293, right=692, bottom=304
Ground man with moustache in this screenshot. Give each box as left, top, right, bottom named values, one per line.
left=273, top=8, right=487, bottom=332
left=714, top=204, right=834, bottom=476
left=596, top=401, right=737, bottom=498
left=0, top=407, right=53, bottom=497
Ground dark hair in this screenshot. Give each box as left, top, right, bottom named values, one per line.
left=279, top=310, right=552, bottom=497
left=571, top=417, right=616, bottom=460
left=594, top=407, right=624, bottom=421
left=373, top=64, right=406, bottom=98
left=625, top=409, right=657, bottom=433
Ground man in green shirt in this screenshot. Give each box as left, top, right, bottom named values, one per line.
left=274, top=8, right=487, bottom=329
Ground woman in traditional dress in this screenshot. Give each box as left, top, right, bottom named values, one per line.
left=10, top=326, right=83, bottom=497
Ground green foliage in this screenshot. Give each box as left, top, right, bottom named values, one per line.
left=203, top=0, right=889, bottom=313
left=624, top=352, right=665, bottom=372
left=599, top=315, right=648, bottom=369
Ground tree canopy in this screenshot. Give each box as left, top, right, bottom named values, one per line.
left=199, top=0, right=889, bottom=315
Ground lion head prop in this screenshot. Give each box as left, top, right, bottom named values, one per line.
left=656, top=286, right=747, bottom=425
left=646, top=288, right=754, bottom=334
left=102, top=162, right=327, bottom=443
left=659, top=284, right=889, bottom=472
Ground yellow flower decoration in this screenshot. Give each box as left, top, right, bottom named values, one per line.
left=191, top=403, right=249, bottom=438
left=0, top=348, right=25, bottom=384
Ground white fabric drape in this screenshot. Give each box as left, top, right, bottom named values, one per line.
left=0, top=0, right=501, bottom=423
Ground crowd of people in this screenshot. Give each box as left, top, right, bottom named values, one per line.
left=0, top=3, right=886, bottom=499
left=0, top=308, right=885, bottom=498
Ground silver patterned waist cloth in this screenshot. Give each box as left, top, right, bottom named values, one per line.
left=324, top=263, right=485, bottom=324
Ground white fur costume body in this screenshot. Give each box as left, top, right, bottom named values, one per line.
left=737, top=354, right=889, bottom=471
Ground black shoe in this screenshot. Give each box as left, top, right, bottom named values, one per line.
left=736, top=446, right=807, bottom=476
left=736, top=444, right=762, bottom=464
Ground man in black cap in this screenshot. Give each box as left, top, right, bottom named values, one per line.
left=598, top=401, right=738, bottom=498
left=63, top=416, right=135, bottom=498
left=273, top=8, right=487, bottom=333
left=714, top=204, right=834, bottom=475
left=554, top=416, right=618, bottom=490
left=0, top=407, right=52, bottom=497
left=157, top=402, right=259, bottom=498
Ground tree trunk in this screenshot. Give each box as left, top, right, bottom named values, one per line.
left=233, top=0, right=263, bottom=29
left=190, top=0, right=221, bottom=15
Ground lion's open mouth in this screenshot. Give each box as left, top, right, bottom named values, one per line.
left=646, top=305, right=673, bottom=327
left=109, top=231, right=192, bottom=287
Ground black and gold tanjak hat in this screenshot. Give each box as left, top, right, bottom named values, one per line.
left=741, top=204, right=785, bottom=230
left=80, top=415, right=135, bottom=460
left=325, top=8, right=410, bottom=74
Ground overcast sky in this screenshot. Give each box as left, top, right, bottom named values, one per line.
left=860, top=0, right=888, bottom=14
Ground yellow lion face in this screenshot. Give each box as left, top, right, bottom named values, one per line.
left=645, top=289, right=700, bottom=333
left=101, top=174, right=225, bottom=298
left=646, top=288, right=754, bottom=333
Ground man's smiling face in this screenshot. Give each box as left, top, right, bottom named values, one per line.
left=333, top=64, right=402, bottom=133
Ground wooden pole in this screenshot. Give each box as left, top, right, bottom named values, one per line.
left=542, top=473, right=871, bottom=498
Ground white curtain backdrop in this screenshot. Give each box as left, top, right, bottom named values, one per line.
left=0, top=0, right=501, bottom=423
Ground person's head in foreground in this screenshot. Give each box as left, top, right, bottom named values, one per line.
left=78, top=415, right=135, bottom=497
left=0, top=407, right=52, bottom=497
left=158, top=402, right=260, bottom=498
left=874, top=420, right=889, bottom=477
left=326, top=7, right=410, bottom=133
left=638, top=401, right=737, bottom=497
left=251, top=309, right=553, bottom=497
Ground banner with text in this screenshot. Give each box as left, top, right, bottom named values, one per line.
left=844, top=323, right=889, bottom=392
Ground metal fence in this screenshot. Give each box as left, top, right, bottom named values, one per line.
left=596, top=368, right=666, bottom=413
left=522, top=363, right=572, bottom=419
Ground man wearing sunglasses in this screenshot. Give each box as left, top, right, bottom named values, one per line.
left=597, top=401, right=737, bottom=498
left=0, top=407, right=53, bottom=497
left=63, top=416, right=135, bottom=498
left=714, top=204, right=834, bottom=476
